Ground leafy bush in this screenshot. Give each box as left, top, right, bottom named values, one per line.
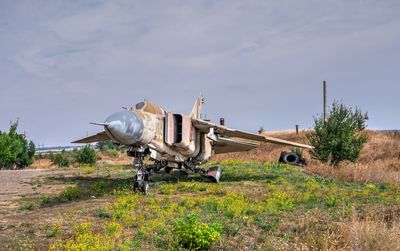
left=81, top=164, right=96, bottom=174
left=44, top=224, right=62, bottom=238
left=0, top=121, right=35, bottom=169
left=75, top=145, right=97, bottom=165
left=173, top=214, right=222, bottom=250
left=40, top=196, right=51, bottom=205
left=73, top=222, right=92, bottom=235
left=59, top=186, right=81, bottom=201
left=104, top=222, right=122, bottom=237
left=105, top=148, right=118, bottom=157
left=95, top=208, right=111, bottom=218
left=51, top=150, right=70, bottom=167
left=307, top=102, right=368, bottom=166
left=90, top=181, right=111, bottom=195
left=96, top=140, right=118, bottom=151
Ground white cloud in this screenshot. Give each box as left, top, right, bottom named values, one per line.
left=0, top=0, right=399, bottom=145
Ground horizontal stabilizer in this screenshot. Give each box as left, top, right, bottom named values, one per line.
left=71, top=131, right=110, bottom=144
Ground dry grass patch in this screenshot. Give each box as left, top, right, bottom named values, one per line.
left=215, top=130, right=400, bottom=184
left=342, top=218, right=400, bottom=251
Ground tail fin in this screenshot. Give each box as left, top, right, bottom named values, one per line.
left=190, top=96, right=204, bottom=119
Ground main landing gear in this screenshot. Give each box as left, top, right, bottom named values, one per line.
left=183, top=161, right=222, bottom=183
left=129, top=150, right=221, bottom=195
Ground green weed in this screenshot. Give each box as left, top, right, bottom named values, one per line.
left=173, top=214, right=222, bottom=250
left=44, top=224, right=62, bottom=238
left=19, top=202, right=34, bottom=211
left=59, top=186, right=81, bottom=201
left=81, top=164, right=96, bottom=174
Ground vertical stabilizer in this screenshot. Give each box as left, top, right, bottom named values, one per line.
left=190, top=96, right=204, bottom=119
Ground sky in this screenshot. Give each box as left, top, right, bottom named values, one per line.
left=0, top=0, right=399, bottom=146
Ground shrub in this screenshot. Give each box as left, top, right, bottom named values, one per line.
left=105, top=148, right=118, bottom=157
left=59, top=186, right=81, bottom=201
left=44, top=224, right=62, bottom=238
left=173, top=214, right=222, bottom=250
left=75, top=145, right=97, bottom=165
left=73, top=222, right=92, bottom=235
left=90, top=181, right=110, bottom=195
left=104, top=222, right=122, bottom=237
left=81, top=164, right=95, bottom=174
left=40, top=196, right=51, bottom=205
left=307, top=102, right=368, bottom=166
left=51, top=150, right=70, bottom=167
left=95, top=208, right=111, bottom=218
left=0, top=121, right=35, bottom=169
left=95, top=140, right=118, bottom=151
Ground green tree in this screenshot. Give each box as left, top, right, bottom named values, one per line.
left=0, top=121, right=35, bottom=169
left=307, top=102, right=368, bottom=166
left=95, top=140, right=118, bottom=151
left=75, top=145, right=97, bottom=165
left=16, top=139, right=35, bottom=167
left=52, top=150, right=70, bottom=167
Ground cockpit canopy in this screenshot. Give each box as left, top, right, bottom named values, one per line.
left=134, top=100, right=165, bottom=116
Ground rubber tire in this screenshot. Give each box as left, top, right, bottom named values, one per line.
left=283, top=152, right=299, bottom=164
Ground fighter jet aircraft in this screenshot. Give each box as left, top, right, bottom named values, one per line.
left=72, top=97, right=312, bottom=194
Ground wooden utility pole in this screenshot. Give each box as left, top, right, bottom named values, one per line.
left=295, top=124, right=299, bottom=134
left=323, top=80, right=327, bottom=123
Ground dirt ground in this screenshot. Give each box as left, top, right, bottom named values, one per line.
left=0, top=169, right=73, bottom=223
left=0, top=169, right=70, bottom=201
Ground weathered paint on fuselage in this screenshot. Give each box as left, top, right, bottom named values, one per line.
left=130, top=101, right=212, bottom=166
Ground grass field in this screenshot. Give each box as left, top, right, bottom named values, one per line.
left=1, top=131, right=400, bottom=250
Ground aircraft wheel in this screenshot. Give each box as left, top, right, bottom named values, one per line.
left=206, top=166, right=221, bottom=183
left=141, top=181, right=149, bottom=195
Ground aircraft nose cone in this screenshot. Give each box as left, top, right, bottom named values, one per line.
left=104, top=111, right=144, bottom=145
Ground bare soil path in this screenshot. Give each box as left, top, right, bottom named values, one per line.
left=0, top=169, right=66, bottom=201
left=0, top=168, right=73, bottom=221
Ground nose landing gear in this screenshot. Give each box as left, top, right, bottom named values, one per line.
left=130, top=151, right=168, bottom=195
left=131, top=151, right=150, bottom=195
left=133, top=169, right=149, bottom=195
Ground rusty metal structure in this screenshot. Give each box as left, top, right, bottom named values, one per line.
left=73, top=97, right=312, bottom=194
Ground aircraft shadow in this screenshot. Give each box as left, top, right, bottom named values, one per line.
left=41, top=169, right=278, bottom=207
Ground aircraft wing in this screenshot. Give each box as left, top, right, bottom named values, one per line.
left=71, top=131, right=110, bottom=144
left=192, top=119, right=313, bottom=149
left=213, top=137, right=259, bottom=154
